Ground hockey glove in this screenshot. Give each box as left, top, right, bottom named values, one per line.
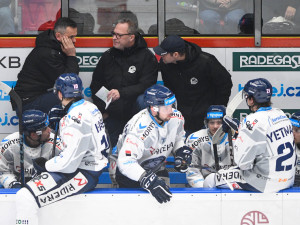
left=32, top=157, right=48, bottom=175
left=48, top=105, right=65, bottom=130
left=140, top=171, right=172, bottom=204
left=10, top=181, right=22, bottom=189
left=174, top=146, right=193, bottom=173
left=222, top=115, right=239, bottom=138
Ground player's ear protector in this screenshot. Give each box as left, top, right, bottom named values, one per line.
left=153, top=106, right=159, bottom=112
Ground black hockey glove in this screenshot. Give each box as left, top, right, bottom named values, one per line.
left=48, top=105, right=65, bottom=130
left=222, top=115, right=239, bottom=138
left=10, top=181, right=22, bottom=189
left=140, top=171, right=172, bottom=204
left=32, top=157, right=48, bottom=175
left=174, top=146, right=192, bottom=173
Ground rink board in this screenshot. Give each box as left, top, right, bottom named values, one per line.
left=1, top=188, right=300, bottom=225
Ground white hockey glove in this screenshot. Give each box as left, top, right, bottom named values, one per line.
left=139, top=171, right=172, bottom=204
left=174, top=146, right=193, bottom=173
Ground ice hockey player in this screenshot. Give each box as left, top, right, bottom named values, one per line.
left=0, top=109, right=61, bottom=189
left=109, top=84, right=192, bottom=203
left=290, top=111, right=300, bottom=186
left=204, top=78, right=296, bottom=192
left=15, top=73, right=109, bottom=225
left=185, top=105, right=238, bottom=187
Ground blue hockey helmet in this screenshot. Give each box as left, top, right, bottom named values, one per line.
left=53, top=73, right=83, bottom=98
left=22, top=110, right=49, bottom=135
left=243, top=78, right=272, bottom=103
left=144, top=84, right=176, bottom=107
left=206, top=105, right=226, bottom=120
left=290, top=111, right=300, bottom=128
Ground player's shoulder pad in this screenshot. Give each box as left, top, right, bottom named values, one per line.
left=186, top=129, right=210, bottom=150
left=128, top=110, right=157, bottom=141
left=66, top=100, right=96, bottom=125
left=46, top=133, right=62, bottom=150
left=242, top=112, right=261, bottom=131
left=171, top=109, right=184, bottom=120
left=0, top=132, right=20, bottom=153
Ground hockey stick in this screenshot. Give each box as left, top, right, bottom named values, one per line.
left=212, top=90, right=244, bottom=191
left=52, top=123, right=59, bottom=158
left=0, top=81, right=25, bottom=187
left=212, top=90, right=244, bottom=145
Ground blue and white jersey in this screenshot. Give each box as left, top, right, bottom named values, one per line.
left=46, top=99, right=108, bottom=173
left=116, top=108, right=185, bottom=181
left=294, top=144, right=300, bottom=186
left=234, top=107, right=295, bottom=193
left=0, top=132, right=61, bottom=188
left=185, top=128, right=232, bottom=187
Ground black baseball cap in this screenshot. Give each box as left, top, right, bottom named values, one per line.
left=153, top=35, right=185, bottom=56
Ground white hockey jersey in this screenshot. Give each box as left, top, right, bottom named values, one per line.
left=234, top=107, right=296, bottom=193
left=0, top=132, right=61, bottom=188
left=116, top=108, right=185, bottom=181
left=185, top=128, right=233, bottom=187
left=294, top=144, right=300, bottom=186
left=46, top=99, right=109, bottom=173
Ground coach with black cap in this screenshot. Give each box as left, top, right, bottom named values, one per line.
left=154, top=35, right=233, bottom=136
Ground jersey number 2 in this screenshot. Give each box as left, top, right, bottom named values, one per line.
left=275, top=142, right=294, bottom=172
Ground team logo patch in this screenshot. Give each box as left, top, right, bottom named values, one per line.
left=190, top=77, right=198, bottom=85
left=125, top=150, right=131, bottom=156
left=128, top=66, right=136, bottom=73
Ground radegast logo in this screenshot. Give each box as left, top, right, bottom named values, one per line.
left=233, top=52, right=300, bottom=71
left=76, top=52, right=103, bottom=72
left=0, top=81, right=16, bottom=101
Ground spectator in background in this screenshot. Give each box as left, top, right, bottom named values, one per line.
left=14, top=17, right=79, bottom=114
left=290, top=111, right=300, bottom=187
left=0, top=110, right=61, bottom=189
left=0, top=0, right=15, bottom=34
left=148, top=18, right=200, bottom=35
left=117, top=10, right=144, bottom=34
left=154, top=35, right=232, bottom=136
left=198, top=0, right=247, bottom=34
left=90, top=18, right=158, bottom=147
left=263, top=0, right=300, bottom=34
left=96, top=0, right=128, bottom=34
left=263, top=0, right=299, bottom=23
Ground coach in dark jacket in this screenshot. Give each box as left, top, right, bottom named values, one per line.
left=90, top=18, right=158, bottom=147
left=154, top=35, right=232, bottom=135
left=14, top=17, right=79, bottom=113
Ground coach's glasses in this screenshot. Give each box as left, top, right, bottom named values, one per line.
left=111, top=31, right=132, bottom=39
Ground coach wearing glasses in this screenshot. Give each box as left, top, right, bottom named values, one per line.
left=90, top=18, right=158, bottom=147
